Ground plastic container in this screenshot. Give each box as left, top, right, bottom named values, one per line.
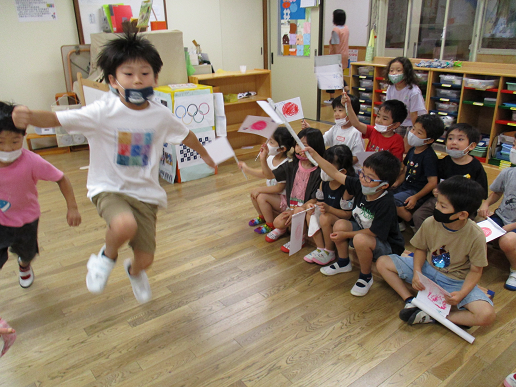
left=359, top=92, right=372, bottom=100
left=499, top=132, right=515, bottom=144
left=484, top=97, right=497, bottom=104
left=51, top=96, right=82, bottom=146
left=378, top=81, right=389, bottom=90
left=439, top=74, right=463, bottom=85
left=513, top=111, right=516, bottom=121
left=380, top=94, right=386, bottom=102
left=360, top=104, right=372, bottom=113
left=358, top=66, right=374, bottom=76
left=359, top=79, right=373, bottom=88
left=436, top=88, right=461, bottom=99
left=435, top=102, right=458, bottom=112
left=358, top=115, right=370, bottom=124
left=507, top=82, right=516, bottom=91
left=464, top=78, right=496, bottom=90
left=416, top=72, right=428, bottom=82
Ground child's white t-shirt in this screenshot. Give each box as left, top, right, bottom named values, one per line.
left=386, top=84, right=427, bottom=126
left=56, top=92, right=189, bottom=208
left=323, top=124, right=365, bottom=156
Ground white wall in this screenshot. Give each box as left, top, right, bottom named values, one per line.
left=324, top=0, right=370, bottom=46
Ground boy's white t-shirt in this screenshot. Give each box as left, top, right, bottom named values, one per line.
left=386, top=84, right=426, bottom=126
left=56, top=92, right=189, bottom=208
left=323, top=124, right=365, bottom=156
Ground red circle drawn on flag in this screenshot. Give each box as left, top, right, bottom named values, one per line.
left=282, top=102, right=299, bottom=117
left=250, top=120, right=268, bottom=130
left=481, top=227, right=492, bottom=237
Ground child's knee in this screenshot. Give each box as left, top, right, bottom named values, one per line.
left=376, top=255, right=392, bottom=272
left=110, top=213, right=137, bottom=237
left=333, top=219, right=353, bottom=232
left=499, top=233, right=516, bottom=253
left=352, top=233, right=375, bottom=249
left=476, top=305, right=496, bottom=326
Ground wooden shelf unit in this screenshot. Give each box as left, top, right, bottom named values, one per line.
left=189, top=69, right=271, bottom=156
left=351, top=58, right=516, bottom=166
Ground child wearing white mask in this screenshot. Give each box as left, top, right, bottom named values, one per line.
left=302, top=95, right=364, bottom=165
left=385, top=57, right=427, bottom=141
left=0, top=101, right=81, bottom=288
left=341, top=93, right=407, bottom=162
left=412, top=123, right=488, bottom=231
left=392, top=114, right=444, bottom=230
left=239, top=126, right=295, bottom=234
left=303, top=145, right=355, bottom=265
left=478, top=141, right=516, bottom=291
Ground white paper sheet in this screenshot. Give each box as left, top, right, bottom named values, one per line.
left=203, top=136, right=235, bottom=165
left=213, top=93, right=227, bottom=137
left=477, top=217, right=507, bottom=242
left=415, top=272, right=451, bottom=318
left=257, top=101, right=283, bottom=123
left=316, top=72, right=344, bottom=91
left=307, top=206, right=321, bottom=237
left=355, top=151, right=375, bottom=167
left=238, top=116, right=278, bottom=139
left=275, top=97, right=304, bottom=122
left=174, top=94, right=215, bottom=130
left=290, top=210, right=306, bottom=256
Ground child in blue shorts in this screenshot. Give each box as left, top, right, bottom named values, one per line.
left=377, top=176, right=496, bottom=327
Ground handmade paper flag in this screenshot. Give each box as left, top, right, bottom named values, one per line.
left=257, top=101, right=282, bottom=123
left=203, top=136, right=235, bottom=165
left=290, top=210, right=306, bottom=256
left=307, top=206, right=320, bottom=237
left=415, top=272, right=451, bottom=318
left=238, top=116, right=278, bottom=139
left=275, top=97, right=304, bottom=122
left=477, top=217, right=507, bottom=242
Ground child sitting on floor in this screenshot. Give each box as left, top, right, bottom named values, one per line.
left=238, top=126, right=295, bottom=234
left=377, top=176, right=496, bottom=327
left=304, top=144, right=355, bottom=265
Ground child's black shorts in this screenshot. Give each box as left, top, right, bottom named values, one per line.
left=0, top=219, right=39, bottom=269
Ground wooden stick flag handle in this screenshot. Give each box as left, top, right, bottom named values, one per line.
left=266, top=98, right=318, bottom=167
left=234, top=155, right=248, bottom=180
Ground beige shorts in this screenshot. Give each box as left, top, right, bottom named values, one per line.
left=92, top=192, right=158, bottom=254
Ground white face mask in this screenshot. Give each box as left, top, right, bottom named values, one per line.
left=321, top=170, right=333, bottom=181
left=374, top=124, right=390, bottom=133
left=335, top=117, right=349, bottom=127
left=446, top=147, right=469, bottom=159
left=0, top=148, right=22, bottom=163
left=267, top=143, right=281, bottom=156
left=407, top=131, right=429, bottom=147
left=510, top=148, right=516, bottom=165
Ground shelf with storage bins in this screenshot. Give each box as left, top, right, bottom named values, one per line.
left=189, top=69, right=271, bottom=157
left=490, top=77, right=516, bottom=166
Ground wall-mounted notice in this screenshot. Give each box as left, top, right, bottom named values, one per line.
left=15, top=0, right=57, bottom=22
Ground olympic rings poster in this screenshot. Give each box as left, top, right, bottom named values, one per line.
left=173, top=94, right=214, bottom=130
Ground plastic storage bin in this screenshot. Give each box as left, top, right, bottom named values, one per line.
left=416, top=72, right=428, bottom=82
left=380, top=94, right=386, bottom=102
left=360, top=104, right=372, bottom=113
left=358, top=66, right=374, bottom=76
left=379, top=81, right=389, bottom=90
left=513, top=111, right=516, bottom=121
left=359, top=92, right=372, bottom=100
left=435, top=102, right=458, bottom=112
left=436, top=88, right=461, bottom=99
left=358, top=115, right=370, bottom=124
left=464, top=78, right=496, bottom=90
left=359, top=79, right=374, bottom=88
left=507, top=82, right=516, bottom=91
left=439, top=74, right=463, bottom=86
left=51, top=96, right=85, bottom=147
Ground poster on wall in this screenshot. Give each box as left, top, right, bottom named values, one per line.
left=173, top=94, right=214, bottom=130
left=15, top=0, right=57, bottom=22
left=280, top=0, right=311, bottom=57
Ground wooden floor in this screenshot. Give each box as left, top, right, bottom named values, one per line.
left=1, top=139, right=515, bottom=387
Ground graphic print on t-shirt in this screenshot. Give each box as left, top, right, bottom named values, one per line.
left=116, top=131, right=153, bottom=167
left=0, top=200, right=11, bottom=213
left=352, top=204, right=374, bottom=229
left=405, top=160, right=419, bottom=184
left=431, top=245, right=450, bottom=269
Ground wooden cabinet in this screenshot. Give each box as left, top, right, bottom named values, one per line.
left=189, top=69, right=271, bottom=157
left=351, top=58, right=516, bottom=167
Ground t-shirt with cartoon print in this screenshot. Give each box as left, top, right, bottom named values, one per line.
left=411, top=217, right=488, bottom=281
left=344, top=176, right=405, bottom=255
left=56, top=92, right=189, bottom=208
left=400, top=146, right=438, bottom=193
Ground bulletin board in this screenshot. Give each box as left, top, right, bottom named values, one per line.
left=73, top=0, right=167, bottom=44
left=279, top=0, right=312, bottom=57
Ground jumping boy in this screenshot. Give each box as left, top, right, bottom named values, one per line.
left=303, top=148, right=404, bottom=296
left=342, top=92, right=407, bottom=161
left=1, top=101, right=81, bottom=288
left=392, top=114, right=444, bottom=227
left=377, top=176, right=495, bottom=327
left=13, top=33, right=216, bottom=303
left=413, top=123, right=488, bottom=230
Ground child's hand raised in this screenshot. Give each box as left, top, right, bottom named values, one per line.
left=301, top=119, right=309, bottom=129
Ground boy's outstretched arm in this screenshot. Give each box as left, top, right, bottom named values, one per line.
left=303, top=146, right=347, bottom=186
left=478, top=191, right=502, bottom=218
left=56, top=175, right=81, bottom=227
left=182, top=131, right=216, bottom=169
left=12, top=106, right=60, bottom=129
left=342, top=92, right=368, bottom=135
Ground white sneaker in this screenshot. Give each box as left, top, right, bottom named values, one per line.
left=312, top=250, right=336, bottom=265
left=86, top=245, right=115, bottom=294
left=350, top=277, right=374, bottom=296
left=18, top=257, right=34, bottom=288
left=505, top=270, right=516, bottom=291
left=304, top=248, right=325, bottom=263
left=399, top=221, right=406, bottom=232
left=124, top=259, right=152, bottom=304
left=320, top=260, right=352, bottom=275
left=265, top=228, right=287, bottom=243
left=504, top=373, right=516, bottom=387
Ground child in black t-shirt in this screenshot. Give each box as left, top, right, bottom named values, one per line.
left=302, top=148, right=404, bottom=297
left=393, top=114, right=444, bottom=230
left=412, top=123, right=488, bottom=230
